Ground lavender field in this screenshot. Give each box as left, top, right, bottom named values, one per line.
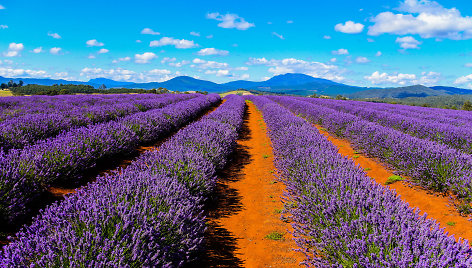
left=0, top=93, right=471, bottom=267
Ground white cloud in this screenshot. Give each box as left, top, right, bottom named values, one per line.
left=86, top=39, right=104, bottom=47
left=247, top=57, right=345, bottom=82
left=454, top=73, right=472, bottom=85
left=0, top=25, right=7, bottom=29
left=161, top=57, right=189, bottom=67
left=323, top=35, right=332, bottom=39
left=335, top=21, right=365, bottom=34
left=4, top=43, right=24, bottom=57
left=235, top=66, right=248, bottom=71
left=80, top=67, right=173, bottom=83
left=356, top=56, right=370, bottom=63
left=0, top=67, right=51, bottom=78
left=88, top=54, right=96, bottom=59
left=465, top=63, right=472, bottom=67
left=368, top=0, right=472, bottom=40
left=32, top=47, right=43, bottom=53
left=367, top=38, right=375, bottom=42
left=376, top=51, right=382, bottom=57
left=48, top=32, right=61, bottom=39
left=134, top=52, right=157, bottom=64
left=190, top=31, right=200, bottom=36
left=112, top=56, right=131, bottom=63
left=240, top=74, right=250, bottom=79
left=98, top=48, right=109, bottom=54
left=50, top=47, right=62, bottom=55
left=396, top=36, right=422, bottom=49
left=287, top=20, right=294, bottom=24
left=0, top=4, right=4, bottom=9
left=330, top=58, right=337, bottom=63
left=141, top=28, right=160, bottom=35
left=206, top=34, right=214, bottom=39
left=204, top=69, right=231, bottom=77
left=197, top=47, right=229, bottom=56
left=365, top=70, right=441, bottom=86
left=191, top=58, right=228, bottom=69
left=206, top=12, right=255, bottom=30
left=136, top=40, right=142, bottom=43
left=150, top=37, right=198, bottom=49
left=332, top=48, right=349, bottom=55
left=272, top=32, right=285, bottom=40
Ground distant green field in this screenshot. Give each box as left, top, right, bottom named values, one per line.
left=0, top=90, right=13, bottom=97
left=220, top=90, right=252, bottom=97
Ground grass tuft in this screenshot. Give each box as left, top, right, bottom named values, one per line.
left=385, top=175, right=405, bottom=185
left=265, top=231, right=285, bottom=241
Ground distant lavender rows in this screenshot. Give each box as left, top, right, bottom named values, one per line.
left=0, top=94, right=196, bottom=151
left=0, top=94, right=158, bottom=120
left=269, top=96, right=472, bottom=212
left=248, top=95, right=471, bottom=267
left=0, top=94, right=220, bottom=224
left=297, top=97, right=472, bottom=154
left=0, top=95, right=245, bottom=267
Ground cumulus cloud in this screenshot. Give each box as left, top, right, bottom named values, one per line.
left=86, top=39, right=104, bottom=47
left=191, top=58, right=229, bottom=69
left=134, top=52, right=157, bottom=64
left=368, top=0, right=472, bottom=40
left=4, top=43, right=24, bottom=57
left=190, top=31, right=200, bottom=36
left=454, top=74, right=472, bottom=85
left=365, top=70, right=441, bottom=86
left=112, top=56, right=131, bottom=63
left=161, top=57, right=190, bottom=67
left=335, top=21, right=365, bottom=34
left=206, top=12, right=255, bottom=30
left=465, top=63, right=472, bottom=68
left=98, top=48, right=109, bottom=54
left=332, top=48, right=349, bottom=55
left=323, top=35, right=332, bottom=39
left=396, top=36, right=422, bottom=49
left=197, top=47, right=229, bottom=56
left=356, top=56, right=370, bottom=63
left=48, top=32, right=61, bottom=39
left=0, top=4, right=4, bottom=9
left=0, top=25, right=7, bottom=29
left=204, top=69, right=231, bottom=77
left=80, top=67, right=173, bottom=83
left=0, top=67, right=70, bottom=79
left=50, top=47, right=62, bottom=55
left=287, top=20, right=294, bottom=24
left=150, top=37, right=198, bottom=49
left=32, top=47, right=43, bottom=53
left=272, top=32, right=285, bottom=40
left=247, top=57, right=345, bottom=82
left=141, top=28, right=160, bottom=35
left=376, top=51, right=382, bottom=57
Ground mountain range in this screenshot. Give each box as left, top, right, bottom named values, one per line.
left=2, top=73, right=472, bottom=99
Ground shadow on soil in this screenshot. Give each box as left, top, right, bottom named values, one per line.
left=189, top=107, right=252, bottom=268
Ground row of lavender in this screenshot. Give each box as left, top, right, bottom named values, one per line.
left=0, top=94, right=220, bottom=224
left=0, top=94, right=159, bottom=120
left=269, top=96, right=472, bottom=214
left=0, top=95, right=245, bottom=267
left=249, top=95, right=471, bottom=267
left=0, top=94, right=195, bottom=151
left=299, top=97, right=472, bottom=154
left=351, top=99, right=472, bottom=126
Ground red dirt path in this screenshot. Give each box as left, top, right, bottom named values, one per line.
left=315, top=125, right=472, bottom=243
left=198, top=102, right=304, bottom=267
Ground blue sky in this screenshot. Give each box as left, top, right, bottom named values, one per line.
left=1, top=0, right=472, bottom=88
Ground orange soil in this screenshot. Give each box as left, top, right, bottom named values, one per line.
left=200, top=102, right=304, bottom=267
left=315, top=125, right=472, bottom=243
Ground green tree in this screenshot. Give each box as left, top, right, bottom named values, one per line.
left=463, top=100, right=472, bottom=111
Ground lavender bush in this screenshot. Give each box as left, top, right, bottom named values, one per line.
left=0, top=94, right=220, bottom=224
left=269, top=96, right=472, bottom=213
left=248, top=95, right=471, bottom=267
left=0, top=94, right=245, bottom=267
